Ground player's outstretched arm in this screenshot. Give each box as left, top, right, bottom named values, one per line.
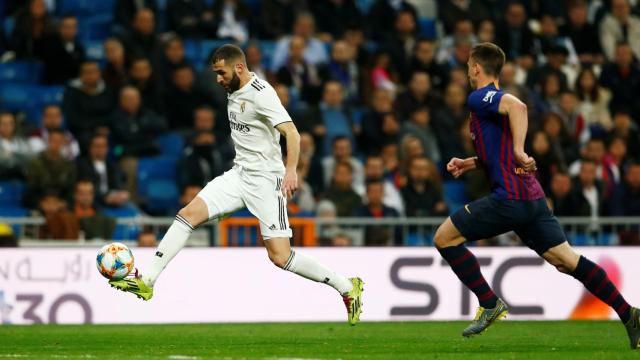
left=276, top=121, right=300, bottom=199
left=498, top=94, right=536, bottom=172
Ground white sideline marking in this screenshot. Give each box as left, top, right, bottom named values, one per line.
left=167, top=356, right=200, bottom=360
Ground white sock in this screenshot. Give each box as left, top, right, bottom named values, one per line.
left=283, top=250, right=353, bottom=294
left=142, top=215, right=193, bottom=287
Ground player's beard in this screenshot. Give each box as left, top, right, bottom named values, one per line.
left=226, top=72, right=241, bottom=93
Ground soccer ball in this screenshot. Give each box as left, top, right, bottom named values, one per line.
left=96, top=242, right=135, bottom=280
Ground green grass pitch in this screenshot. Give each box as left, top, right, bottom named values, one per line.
left=0, top=321, right=637, bottom=359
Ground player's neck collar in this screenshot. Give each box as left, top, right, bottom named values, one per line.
left=233, top=72, right=256, bottom=96
left=477, top=80, right=499, bottom=90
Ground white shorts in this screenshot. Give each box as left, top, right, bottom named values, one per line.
left=197, top=165, right=292, bottom=239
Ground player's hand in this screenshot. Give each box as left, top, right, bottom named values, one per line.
left=282, top=170, right=298, bottom=200
left=514, top=150, right=537, bottom=173
left=447, top=157, right=469, bottom=178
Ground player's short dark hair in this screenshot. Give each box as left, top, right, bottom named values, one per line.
left=210, top=44, right=246, bottom=65
left=470, top=42, right=506, bottom=77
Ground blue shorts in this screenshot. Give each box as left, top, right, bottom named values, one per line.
left=450, top=196, right=567, bottom=255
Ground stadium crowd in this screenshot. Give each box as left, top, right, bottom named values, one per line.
left=0, top=0, right=640, bottom=245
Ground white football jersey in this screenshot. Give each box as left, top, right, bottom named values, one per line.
left=226, top=73, right=292, bottom=173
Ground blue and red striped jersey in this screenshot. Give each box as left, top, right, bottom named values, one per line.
left=468, top=83, right=545, bottom=201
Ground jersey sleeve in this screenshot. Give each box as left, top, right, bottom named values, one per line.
left=468, top=88, right=505, bottom=120
left=255, top=87, right=293, bottom=128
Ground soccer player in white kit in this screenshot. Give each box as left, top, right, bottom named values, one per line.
left=108, top=44, right=364, bottom=325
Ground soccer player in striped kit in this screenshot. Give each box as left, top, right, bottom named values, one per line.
left=434, top=42, right=640, bottom=348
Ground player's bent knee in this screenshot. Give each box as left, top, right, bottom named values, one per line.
left=268, top=251, right=290, bottom=268
left=434, top=227, right=454, bottom=249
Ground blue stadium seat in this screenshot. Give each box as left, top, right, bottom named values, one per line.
left=85, top=40, right=106, bottom=60
left=78, top=15, right=113, bottom=42
left=418, top=17, right=437, bottom=40
left=258, top=41, right=276, bottom=70
left=3, top=17, right=15, bottom=37
left=0, top=84, right=37, bottom=111
left=443, top=180, right=469, bottom=213
left=0, top=206, right=29, bottom=235
left=143, top=179, right=179, bottom=214
left=57, top=0, right=115, bottom=15
left=157, top=133, right=185, bottom=158
left=0, top=181, right=25, bottom=206
left=138, top=156, right=178, bottom=184
left=183, top=39, right=200, bottom=65
left=0, top=62, right=43, bottom=84
left=102, top=205, right=141, bottom=241
left=36, top=85, right=65, bottom=105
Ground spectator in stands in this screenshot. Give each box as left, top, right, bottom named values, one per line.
left=165, top=65, right=210, bottom=130
left=557, top=91, right=588, bottom=145
left=289, top=154, right=316, bottom=214
left=433, top=83, right=467, bottom=162
left=548, top=172, right=583, bottom=217
left=37, top=14, right=84, bottom=85
left=600, top=0, right=640, bottom=61
left=62, top=61, right=115, bottom=151
left=244, top=42, right=269, bottom=81
left=72, top=180, right=115, bottom=239
left=606, top=136, right=629, bottom=171
left=526, top=44, right=570, bottom=93
left=380, top=9, right=417, bottom=81
left=360, top=89, right=394, bottom=155
left=476, top=19, right=495, bottom=44
left=610, top=162, right=640, bottom=216
left=529, top=130, right=565, bottom=192
left=342, top=24, right=370, bottom=69
left=319, top=40, right=361, bottom=104
left=28, top=104, right=79, bottom=161
left=160, top=36, right=190, bottom=89
left=542, top=112, right=578, bottom=165
left=563, top=0, right=604, bottom=65
left=25, top=129, right=76, bottom=208
left=276, top=35, right=323, bottom=105
left=381, top=142, right=402, bottom=187
left=177, top=131, right=225, bottom=190
left=128, top=57, right=164, bottom=114
left=572, top=159, right=604, bottom=221
left=304, top=81, right=355, bottom=155
left=394, top=71, right=438, bottom=121
left=212, top=0, right=251, bottom=43
left=608, top=109, right=640, bottom=161
left=112, top=86, right=167, bottom=158
left=114, top=0, right=158, bottom=33
left=569, top=138, right=620, bottom=190
left=409, top=39, right=449, bottom=90
left=439, top=1, right=490, bottom=34
left=271, top=12, right=329, bottom=72
left=355, top=155, right=404, bottom=215
left=76, top=134, right=130, bottom=207
left=138, top=230, right=158, bottom=247
left=355, top=178, right=401, bottom=246
left=400, top=105, right=440, bottom=164
left=299, top=131, right=324, bottom=196
left=119, top=8, right=163, bottom=68
left=166, top=0, right=216, bottom=38
left=10, top=0, right=55, bottom=58
left=399, top=135, right=425, bottom=173
left=189, top=105, right=234, bottom=163
left=499, top=61, right=529, bottom=103
left=258, top=0, right=308, bottom=40
left=600, top=42, right=640, bottom=119
left=322, top=136, right=364, bottom=189
left=530, top=72, right=563, bottom=122
left=367, top=0, right=418, bottom=41
left=436, top=18, right=477, bottom=65
left=369, top=50, right=398, bottom=94
left=310, top=0, right=362, bottom=40
left=534, top=14, right=579, bottom=66
left=38, top=190, right=78, bottom=240
left=0, top=112, right=34, bottom=180
left=401, top=156, right=447, bottom=217
left=575, top=67, right=612, bottom=132
left=179, top=184, right=202, bottom=207
left=315, top=199, right=342, bottom=245
left=103, top=38, right=129, bottom=90
left=496, top=2, right=535, bottom=67
left=323, top=161, right=361, bottom=217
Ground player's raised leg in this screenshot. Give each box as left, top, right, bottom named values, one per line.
left=263, top=237, right=363, bottom=325
left=434, top=216, right=507, bottom=337
left=542, top=242, right=640, bottom=349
